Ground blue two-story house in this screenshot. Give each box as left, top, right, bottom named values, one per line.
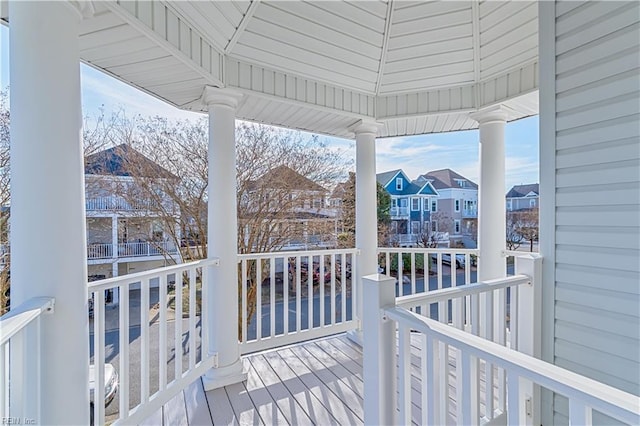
left=377, top=169, right=438, bottom=246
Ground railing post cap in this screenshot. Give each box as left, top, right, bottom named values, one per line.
left=363, top=273, right=395, bottom=283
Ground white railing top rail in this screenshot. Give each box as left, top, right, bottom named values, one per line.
left=0, top=297, right=54, bottom=346
left=395, top=274, right=530, bottom=309
left=384, top=306, right=640, bottom=425
left=87, top=257, right=219, bottom=292
left=502, top=249, right=537, bottom=257
left=378, top=247, right=479, bottom=254
left=238, top=247, right=359, bottom=260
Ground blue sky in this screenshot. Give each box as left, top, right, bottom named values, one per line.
left=0, top=25, right=538, bottom=190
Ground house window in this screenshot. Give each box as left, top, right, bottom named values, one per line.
left=399, top=198, right=408, bottom=207
left=530, top=199, right=537, bottom=208
left=411, top=221, right=420, bottom=234
left=507, top=199, right=512, bottom=211
left=392, top=198, right=398, bottom=207
left=431, top=199, right=437, bottom=212
left=396, top=177, right=403, bottom=191
left=411, top=198, right=419, bottom=211
left=455, top=199, right=460, bottom=212
left=454, top=219, right=461, bottom=234
left=423, top=198, right=429, bottom=210
left=431, top=221, right=438, bottom=232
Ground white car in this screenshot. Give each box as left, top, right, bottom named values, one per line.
left=430, top=253, right=467, bottom=269
left=89, top=363, right=119, bottom=423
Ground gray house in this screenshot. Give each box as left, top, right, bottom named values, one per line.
left=506, top=183, right=540, bottom=211
left=417, top=169, right=478, bottom=247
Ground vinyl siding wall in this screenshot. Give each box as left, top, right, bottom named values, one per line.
left=541, top=2, right=640, bottom=424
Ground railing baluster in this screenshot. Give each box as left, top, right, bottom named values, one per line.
left=141, top=278, right=150, bottom=402
left=438, top=340, right=448, bottom=425
left=457, top=352, right=480, bottom=425
left=398, top=325, right=412, bottom=425
left=422, top=333, right=434, bottom=426
left=95, top=290, right=106, bottom=425
left=283, top=256, right=289, bottom=335
left=410, top=252, right=416, bottom=296
left=308, top=255, right=313, bottom=329
left=507, top=371, right=520, bottom=425
left=398, top=251, right=404, bottom=296
left=511, top=285, right=519, bottom=350
left=330, top=253, right=336, bottom=325
left=270, top=257, right=275, bottom=336
left=569, top=398, right=593, bottom=426
left=119, top=284, right=130, bottom=420
left=256, top=260, right=262, bottom=338
left=202, top=265, right=209, bottom=358
left=159, top=274, right=168, bottom=390
left=320, top=255, right=325, bottom=326
left=296, top=256, right=302, bottom=332
left=0, top=342, right=6, bottom=418
left=173, top=274, right=182, bottom=380
left=340, top=253, right=346, bottom=324
left=188, top=268, right=196, bottom=369
left=241, top=259, right=247, bottom=343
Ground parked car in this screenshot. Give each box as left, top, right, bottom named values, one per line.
left=89, top=363, right=119, bottom=424
left=430, top=253, right=468, bottom=269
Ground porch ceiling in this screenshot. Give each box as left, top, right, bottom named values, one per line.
left=4, top=0, right=540, bottom=138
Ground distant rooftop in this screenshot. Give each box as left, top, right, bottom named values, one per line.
left=419, top=169, right=478, bottom=190
left=84, top=144, right=176, bottom=179
left=506, top=183, right=540, bottom=198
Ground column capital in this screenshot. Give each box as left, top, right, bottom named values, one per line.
left=66, top=0, right=96, bottom=19
left=469, top=105, right=510, bottom=125
left=348, top=119, right=383, bottom=137
left=202, top=86, right=243, bottom=109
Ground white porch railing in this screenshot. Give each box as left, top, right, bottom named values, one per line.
left=86, top=196, right=152, bottom=211
left=117, top=241, right=179, bottom=258
left=238, top=248, right=358, bottom=354
left=390, top=206, right=409, bottom=217
left=378, top=247, right=479, bottom=298
left=363, top=255, right=640, bottom=426
left=0, top=297, right=55, bottom=424
left=87, top=258, right=217, bottom=425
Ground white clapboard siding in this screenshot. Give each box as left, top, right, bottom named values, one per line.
left=542, top=1, right=640, bottom=424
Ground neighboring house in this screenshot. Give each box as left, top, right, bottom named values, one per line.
left=376, top=169, right=438, bottom=247
left=242, top=165, right=338, bottom=250
left=84, top=144, right=181, bottom=300
left=417, top=169, right=478, bottom=247
left=506, top=183, right=540, bottom=211
left=328, top=180, right=350, bottom=234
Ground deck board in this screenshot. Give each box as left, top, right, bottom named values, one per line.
left=145, top=332, right=506, bottom=426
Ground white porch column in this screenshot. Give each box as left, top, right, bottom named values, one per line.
left=201, top=87, right=247, bottom=390
left=347, top=120, right=381, bottom=345
left=470, top=106, right=509, bottom=281
left=9, top=1, right=89, bottom=424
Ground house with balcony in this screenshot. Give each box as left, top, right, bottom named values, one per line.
left=2, top=2, right=639, bottom=426
left=507, top=183, right=540, bottom=211
left=84, top=144, right=181, bottom=296
left=417, top=169, right=479, bottom=247
left=377, top=169, right=438, bottom=246
left=241, top=165, right=338, bottom=251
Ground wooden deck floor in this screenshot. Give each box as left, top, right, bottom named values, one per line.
left=146, top=333, right=498, bottom=425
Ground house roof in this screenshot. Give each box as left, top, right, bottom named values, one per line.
left=420, top=169, right=478, bottom=190
left=506, top=183, right=540, bottom=198
left=251, top=165, right=326, bottom=193
left=84, top=144, right=177, bottom=179
left=59, top=1, right=539, bottom=139
left=329, top=181, right=350, bottom=199
left=376, top=169, right=402, bottom=188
